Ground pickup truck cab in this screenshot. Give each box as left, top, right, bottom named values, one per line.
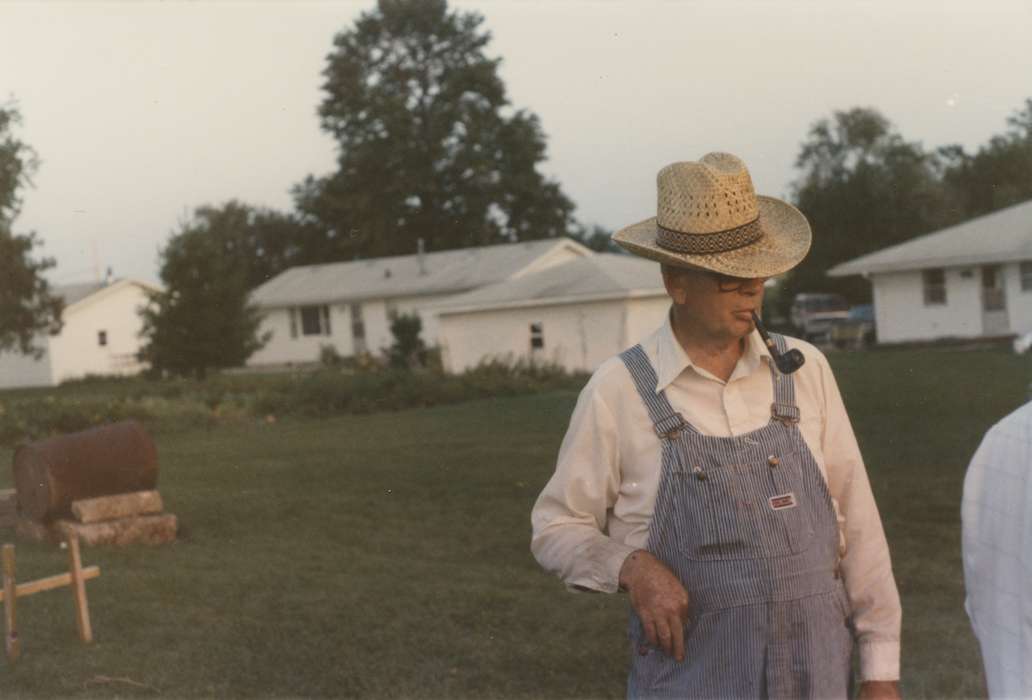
left=789, top=293, right=850, bottom=342
left=829, top=304, right=876, bottom=349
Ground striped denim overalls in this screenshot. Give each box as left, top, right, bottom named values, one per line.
left=621, top=337, right=853, bottom=699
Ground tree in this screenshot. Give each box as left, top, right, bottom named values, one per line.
left=386, top=312, right=426, bottom=369
left=939, top=98, right=1032, bottom=219
left=0, top=104, right=63, bottom=357
left=785, top=107, right=952, bottom=304
left=570, top=223, right=624, bottom=254
left=139, top=203, right=270, bottom=378
left=182, top=200, right=327, bottom=289
left=294, top=0, right=576, bottom=260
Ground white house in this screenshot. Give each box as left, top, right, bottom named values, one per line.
left=0, top=278, right=158, bottom=389
left=247, top=238, right=592, bottom=367
left=828, top=199, right=1032, bottom=343
left=429, top=254, right=669, bottom=373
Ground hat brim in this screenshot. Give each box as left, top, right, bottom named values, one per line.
left=611, top=196, right=811, bottom=278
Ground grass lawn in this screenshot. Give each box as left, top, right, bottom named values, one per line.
left=0, top=347, right=1028, bottom=697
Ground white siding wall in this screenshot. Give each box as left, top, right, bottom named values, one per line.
left=357, top=299, right=389, bottom=355
left=873, top=268, right=982, bottom=342
left=249, top=305, right=347, bottom=365
left=48, top=283, right=151, bottom=382
left=250, top=309, right=299, bottom=365
left=249, top=292, right=456, bottom=366
left=0, top=337, right=55, bottom=388
left=437, top=295, right=669, bottom=373
left=357, top=293, right=461, bottom=356
left=0, top=282, right=152, bottom=388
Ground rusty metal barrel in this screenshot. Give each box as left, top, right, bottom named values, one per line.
left=13, top=421, right=159, bottom=522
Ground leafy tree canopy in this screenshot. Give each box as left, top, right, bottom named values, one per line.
left=139, top=202, right=270, bottom=378
left=786, top=99, right=1032, bottom=306
left=570, top=223, right=623, bottom=254
left=786, top=107, right=954, bottom=304
left=294, top=0, right=576, bottom=260
left=0, top=104, right=63, bottom=356
left=191, top=201, right=327, bottom=290
left=938, top=97, right=1032, bottom=218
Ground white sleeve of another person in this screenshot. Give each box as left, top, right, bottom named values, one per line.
left=961, top=402, right=1032, bottom=698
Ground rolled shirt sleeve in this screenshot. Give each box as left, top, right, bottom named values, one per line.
left=817, top=354, right=902, bottom=681
left=531, top=378, right=637, bottom=593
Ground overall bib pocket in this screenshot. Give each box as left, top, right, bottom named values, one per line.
left=669, top=448, right=815, bottom=561
left=669, top=462, right=756, bottom=561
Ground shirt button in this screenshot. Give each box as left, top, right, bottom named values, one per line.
left=768, top=455, right=780, bottom=468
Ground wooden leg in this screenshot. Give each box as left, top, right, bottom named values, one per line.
left=66, top=536, right=93, bottom=644
left=2, top=543, right=20, bottom=662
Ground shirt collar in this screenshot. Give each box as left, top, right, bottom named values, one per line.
left=654, top=312, right=773, bottom=392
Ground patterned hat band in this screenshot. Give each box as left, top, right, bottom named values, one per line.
left=656, top=217, right=765, bottom=255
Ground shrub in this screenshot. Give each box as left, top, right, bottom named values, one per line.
left=461, top=355, right=583, bottom=396
left=0, top=396, right=152, bottom=445
left=0, top=355, right=588, bottom=445
left=387, top=313, right=427, bottom=369
left=341, top=351, right=386, bottom=373
left=247, top=356, right=585, bottom=420
left=319, top=344, right=344, bottom=368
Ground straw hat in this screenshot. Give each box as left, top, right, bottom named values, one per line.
left=612, top=153, right=811, bottom=278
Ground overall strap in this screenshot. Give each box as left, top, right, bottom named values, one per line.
left=619, top=345, right=695, bottom=440
left=768, top=333, right=801, bottom=423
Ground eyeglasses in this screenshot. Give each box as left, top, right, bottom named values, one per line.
left=708, top=272, right=768, bottom=293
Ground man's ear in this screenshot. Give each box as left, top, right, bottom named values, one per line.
left=661, top=264, right=689, bottom=305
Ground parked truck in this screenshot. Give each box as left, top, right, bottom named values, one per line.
left=789, top=293, right=850, bottom=342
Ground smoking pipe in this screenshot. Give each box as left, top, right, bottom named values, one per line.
left=751, top=311, right=805, bottom=375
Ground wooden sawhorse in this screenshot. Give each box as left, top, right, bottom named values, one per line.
left=1, top=536, right=100, bottom=662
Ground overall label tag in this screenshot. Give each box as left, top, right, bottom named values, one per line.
left=769, top=492, right=797, bottom=511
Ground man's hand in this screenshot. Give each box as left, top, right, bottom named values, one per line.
left=857, top=680, right=901, bottom=700
left=619, top=550, right=691, bottom=662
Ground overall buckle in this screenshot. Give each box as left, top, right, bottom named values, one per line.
left=771, top=403, right=800, bottom=424
left=654, top=413, right=687, bottom=439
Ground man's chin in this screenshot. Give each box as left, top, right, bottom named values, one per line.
left=731, top=315, right=755, bottom=336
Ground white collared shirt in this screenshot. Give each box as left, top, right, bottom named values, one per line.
left=962, top=401, right=1032, bottom=697
left=530, top=315, right=901, bottom=681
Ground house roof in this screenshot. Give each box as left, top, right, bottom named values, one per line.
left=53, top=278, right=160, bottom=313
left=828, top=198, right=1032, bottom=277
left=249, top=238, right=591, bottom=307
left=56, top=281, right=108, bottom=306
left=431, top=253, right=666, bottom=315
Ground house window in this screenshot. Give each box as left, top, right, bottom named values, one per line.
left=97, top=330, right=107, bottom=347
left=922, top=269, right=946, bottom=306
left=385, top=301, right=399, bottom=321
left=530, top=322, right=544, bottom=350
left=298, top=305, right=331, bottom=336
left=350, top=303, right=367, bottom=354
left=1021, top=262, right=1032, bottom=291
left=289, top=308, right=298, bottom=338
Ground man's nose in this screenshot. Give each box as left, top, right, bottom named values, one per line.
left=738, top=278, right=766, bottom=295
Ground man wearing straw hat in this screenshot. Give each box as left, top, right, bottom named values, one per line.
left=531, top=153, right=901, bottom=698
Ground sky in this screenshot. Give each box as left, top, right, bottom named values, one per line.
left=2, top=0, right=1032, bottom=287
